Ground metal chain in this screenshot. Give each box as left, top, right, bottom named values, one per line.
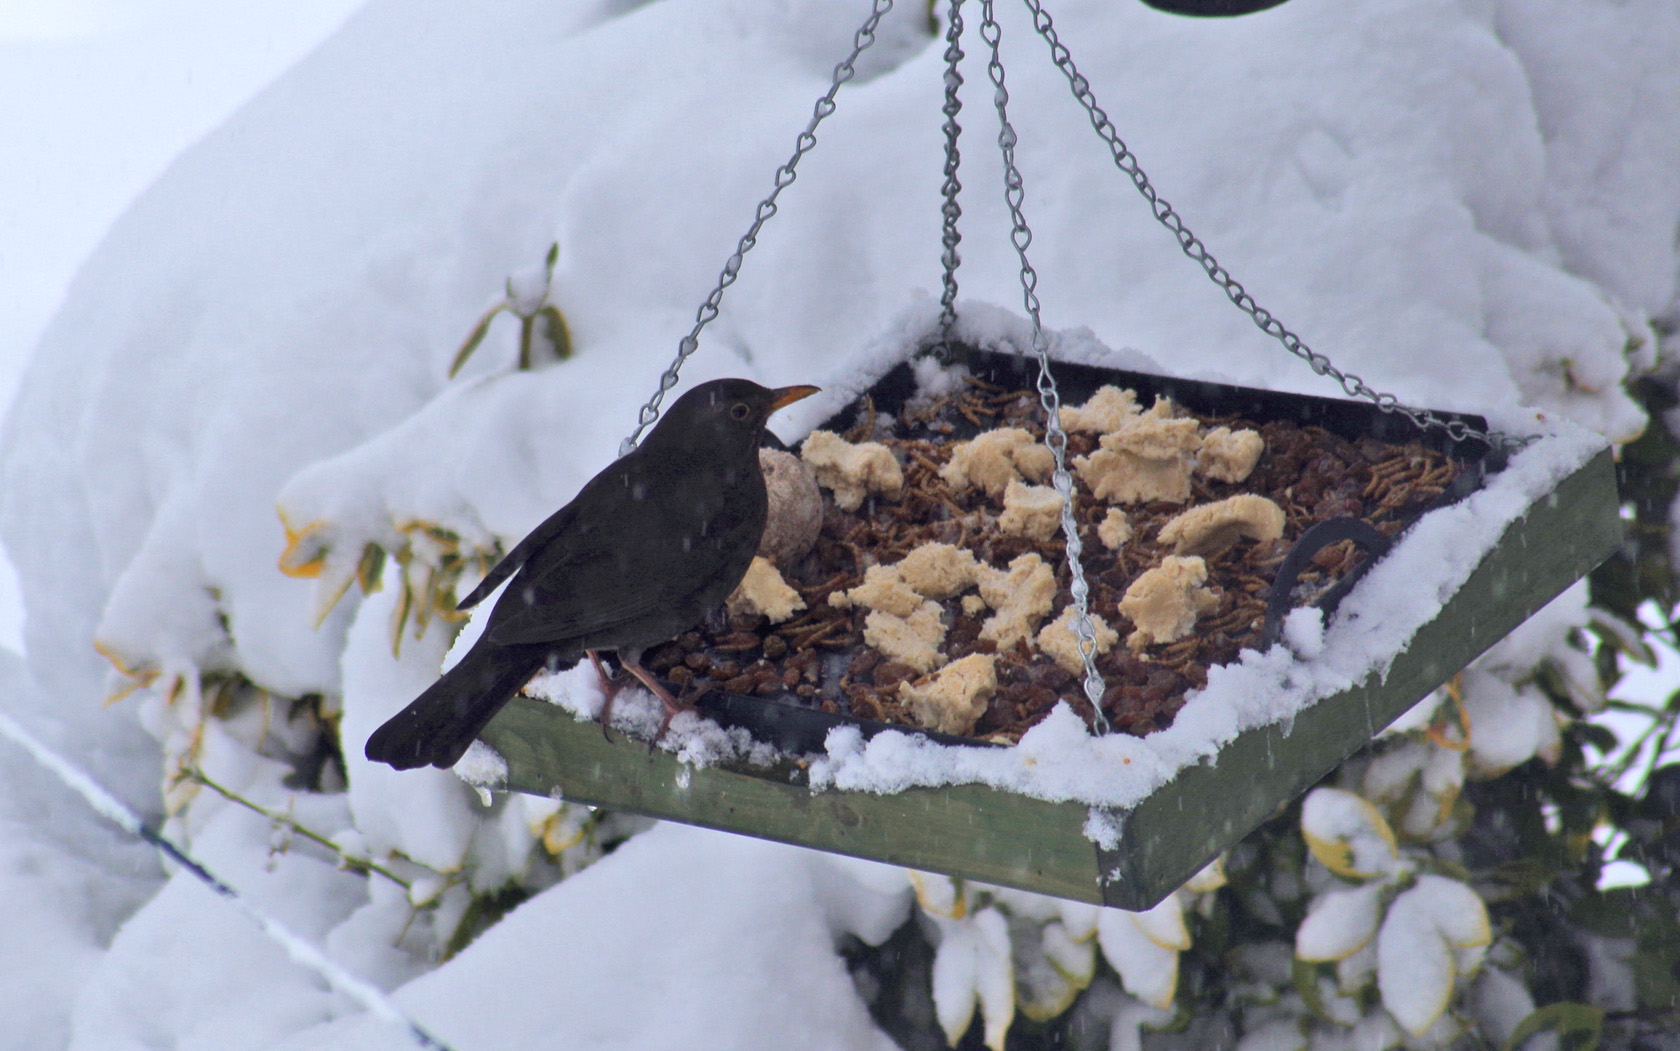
left=621, top=0, right=897, bottom=455
left=1018, top=0, right=1535, bottom=455
left=936, top=0, right=967, bottom=338
left=978, top=0, right=1109, bottom=733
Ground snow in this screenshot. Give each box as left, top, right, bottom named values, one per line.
left=1295, top=801, right=1494, bottom=1038
left=1095, top=903, right=1181, bottom=1010
left=0, top=0, right=368, bottom=656
left=1280, top=607, right=1326, bottom=658
left=292, top=823, right=907, bottom=1051
left=1295, top=883, right=1382, bottom=963
left=0, top=673, right=450, bottom=1050
left=1469, top=966, right=1550, bottom=1051
left=1374, top=876, right=1490, bottom=1036
left=0, top=0, right=1677, bottom=1046
left=341, top=584, right=488, bottom=873
left=930, top=904, right=1016, bottom=1047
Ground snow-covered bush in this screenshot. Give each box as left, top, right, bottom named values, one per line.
left=2, top=0, right=1678, bottom=1047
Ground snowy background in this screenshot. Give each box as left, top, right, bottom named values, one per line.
left=0, top=0, right=367, bottom=653
left=1, top=0, right=1677, bottom=1047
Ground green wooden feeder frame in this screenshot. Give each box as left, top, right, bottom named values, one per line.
left=477, top=343, right=1621, bottom=911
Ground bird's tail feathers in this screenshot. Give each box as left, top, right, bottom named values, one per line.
left=364, top=645, right=557, bottom=771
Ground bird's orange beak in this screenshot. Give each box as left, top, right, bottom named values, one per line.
left=768, top=384, right=821, bottom=412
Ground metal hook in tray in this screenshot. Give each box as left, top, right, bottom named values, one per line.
left=1261, top=517, right=1393, bottom=650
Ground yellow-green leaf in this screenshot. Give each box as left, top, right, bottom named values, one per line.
left=1502, top=1001, right=1602, bottom=1051
left=539, top=305, right=573, bottom=361
left=357, top=542, right=386, bottom=594
left=448, top=304, right=505, bottom=378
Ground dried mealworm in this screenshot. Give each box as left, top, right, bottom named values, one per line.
left=791, top=618, right=847, bottom=650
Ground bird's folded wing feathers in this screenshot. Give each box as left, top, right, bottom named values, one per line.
left=456, top=494, right=585, bottom=610
left=482, top=485, right=754, bottom=646
left=483, top=543, right=733, bottom=645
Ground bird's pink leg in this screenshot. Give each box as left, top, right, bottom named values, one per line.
left=620, top=660, right=708, bottom=746
left=588, top=649, right=622, bottom=742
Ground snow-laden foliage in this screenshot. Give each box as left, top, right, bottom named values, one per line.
left=1, top=0, right=1678, bottom=1047
left=869, top=861, right=1224, bottom=1050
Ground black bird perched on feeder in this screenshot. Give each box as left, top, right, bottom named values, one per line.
left=364, top=377, right=821, bottom=770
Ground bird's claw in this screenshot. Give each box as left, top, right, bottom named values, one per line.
left=588, top=650, right=622, bottom=743
left=647, top=681, right=713, bottom=753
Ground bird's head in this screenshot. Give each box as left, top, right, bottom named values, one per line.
left=647, top=378, right=820, bottom=458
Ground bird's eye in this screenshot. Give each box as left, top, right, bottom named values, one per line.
left=729, top=402, right=751, bottom=421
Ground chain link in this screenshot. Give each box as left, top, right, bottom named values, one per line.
left=621, top=0, right=897, bottom=455
left=1017, top=0, right=1535, bottom=455
left=979, top=0, right=1110, bottom=733
left=936, top=0, right=967, bottom=338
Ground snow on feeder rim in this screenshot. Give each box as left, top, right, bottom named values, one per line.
left=471, top=307, right=1618, bottom=910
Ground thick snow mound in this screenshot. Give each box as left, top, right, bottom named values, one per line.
left=0, top=0, right=1675, bottom=1047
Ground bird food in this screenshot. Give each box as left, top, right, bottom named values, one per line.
left=636, top=365, right=1470, bottom=747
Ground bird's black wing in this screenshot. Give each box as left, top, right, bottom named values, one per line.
left=484, top=469, right=760, bottom=647
left=456, top=500, right=580, bottom=611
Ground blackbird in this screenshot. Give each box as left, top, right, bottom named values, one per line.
left=364, top=377, right=820, bottom=770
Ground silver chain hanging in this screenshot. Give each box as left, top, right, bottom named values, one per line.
left=936, top=0, right=967, bottom=338
left=1017, top=0, right=1535, bottom=454
left=621, top=0, right=897, bottom=455
left=978, top=0, right=1110, bottom=733
left=614, top=0, right=1511, bottom=741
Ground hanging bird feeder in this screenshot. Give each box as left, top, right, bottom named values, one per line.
left=470, top=0, right=1619, bottom=909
